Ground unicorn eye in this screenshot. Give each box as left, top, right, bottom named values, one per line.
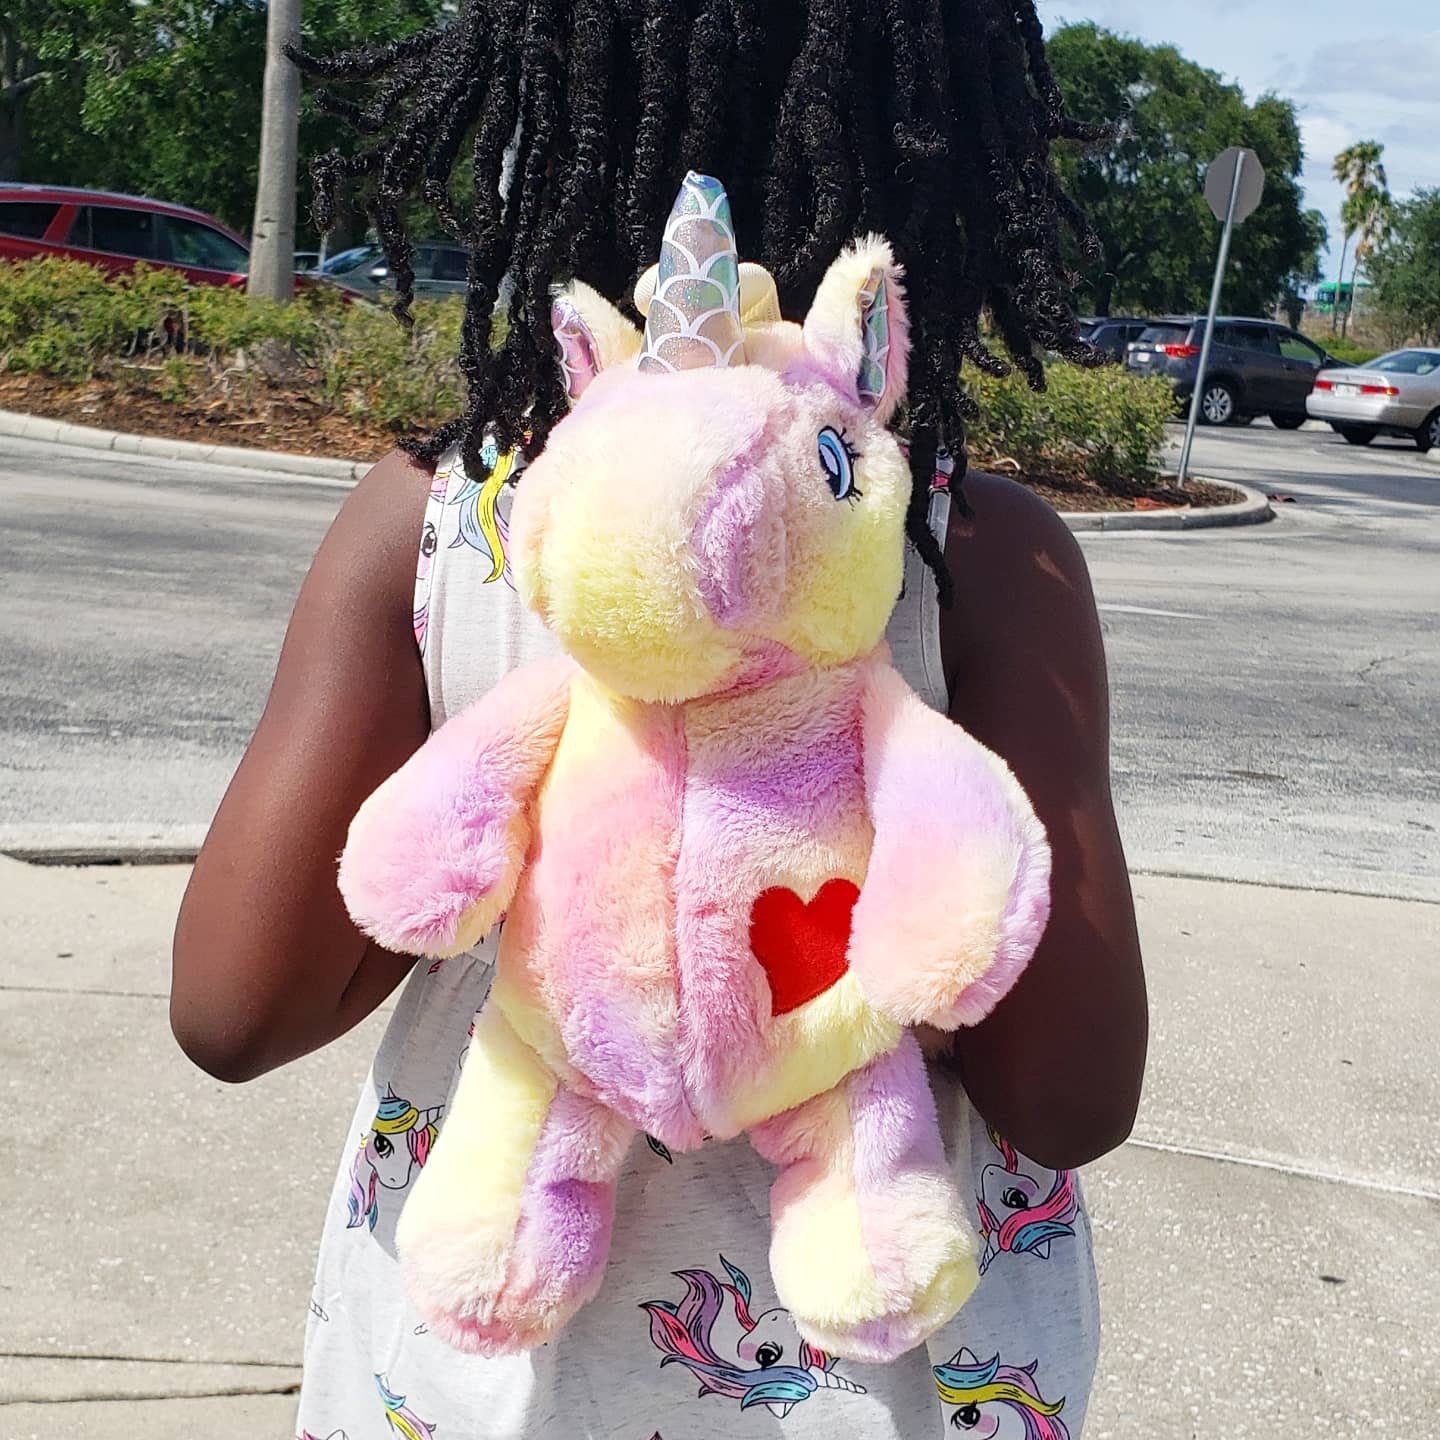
left=755, top=1341, right=783, bottom=1367
left=1001, top=1186, right=1029, bottom=1210
left=817, top=427, right=862, bottom=502
left=951, top=1403, right=982, bottom=1429
left=373, top=1133, right=395, bottom=1159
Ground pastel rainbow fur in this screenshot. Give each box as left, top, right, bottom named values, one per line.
left=338, top=173, right=1051, bottom=1363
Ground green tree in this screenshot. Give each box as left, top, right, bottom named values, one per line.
left=1047, top=24, right=1322, bottom=318
left=11, top=2, right=441, bottom=240
left=1332, top=141, right=1391, bottom=337
left=1365, top=189, right=1440, bottom=346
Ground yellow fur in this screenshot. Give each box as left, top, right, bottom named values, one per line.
left=396, top=1005, right=557, bottom=1302
left=722, top=971, right=900, bottom=1135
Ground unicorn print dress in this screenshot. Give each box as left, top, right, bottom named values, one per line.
left=294, top=446, right=1101, bottom=1440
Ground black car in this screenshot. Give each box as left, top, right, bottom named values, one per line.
left=1078, top=316, right=1149, bottom=363
left=1125, top=317, right=1335, bottom=428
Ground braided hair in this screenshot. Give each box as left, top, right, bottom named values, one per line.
left=292, top=0, right=1102, bottom=603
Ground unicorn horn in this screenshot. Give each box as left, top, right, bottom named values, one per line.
left=638, top=173, right=747, bottom=373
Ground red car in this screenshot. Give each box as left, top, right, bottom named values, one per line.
left=1, top=183, right=251, bottom=286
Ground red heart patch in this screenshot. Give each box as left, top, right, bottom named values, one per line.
left=749, top=878, right=860, bottom=1018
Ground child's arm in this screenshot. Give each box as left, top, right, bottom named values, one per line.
left=936, top=474, right=1148, bottom=1172
left=171, top=450, right=436, bottom=1083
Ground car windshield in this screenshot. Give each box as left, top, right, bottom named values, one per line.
left=1138, top=323, right=1192, bottom=344
left=1366, top=350, right=1440, bottom=376
left=320, top=246, right=382, bottom=275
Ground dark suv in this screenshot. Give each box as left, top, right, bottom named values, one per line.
left=1078, top=317, right=1149, bottom=363
left=1126, top=317, right=1335, bottom=428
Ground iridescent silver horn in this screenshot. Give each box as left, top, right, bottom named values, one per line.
left=637, top=173, right=747, bottom=373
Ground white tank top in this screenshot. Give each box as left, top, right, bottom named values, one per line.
left=296, top=446, right=1100, bottom=1440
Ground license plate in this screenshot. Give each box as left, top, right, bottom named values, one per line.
left=1133, top=351, right=1151, bottom=364
left=1334, top=384, right=1360, bottom=397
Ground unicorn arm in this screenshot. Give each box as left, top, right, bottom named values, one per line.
left=848, top=659, right=1051, bottom=1029
left=339, top=655, right=576, bottom=958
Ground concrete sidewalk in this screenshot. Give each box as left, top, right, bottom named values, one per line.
left=1, top=858, right=1435, bottom=1438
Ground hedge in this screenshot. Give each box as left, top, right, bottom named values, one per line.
left=0, top=257, right=465, bottom=434
left=1, top=258, right=1174, bottom=487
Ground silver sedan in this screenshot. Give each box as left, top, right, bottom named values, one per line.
left=1307, top=348, right=1440, bottom=451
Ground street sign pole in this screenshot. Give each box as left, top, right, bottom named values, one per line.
left=1178, top=151, right=1248, bottom=487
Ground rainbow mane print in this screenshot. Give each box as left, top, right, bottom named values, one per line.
left=640, top=1256, right=865, bottom=1418
left=346, top=1087, right=440, bottom=1232
left=933, top=1349, right=1069, bottom=1439
left=339, top=172, right=1051, bottom=1362
left=447, top=440, right=519, bottom=587
left=975, top=1126, right=1078, bottom=1273
left=375, top=1375, right=436, bottom=1440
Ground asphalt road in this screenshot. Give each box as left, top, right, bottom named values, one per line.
left=1, top=424, right=1437, bottom=898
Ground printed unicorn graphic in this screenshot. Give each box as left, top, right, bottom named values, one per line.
left=975, top=1126, right=1077, bottom=1274
left=347, top=1087, right=442, bottom=1232
left=413, top=462, right=454, bottom=653
left=447, top=442, right=521, bottom=588
left=933, top=1349, right=1068, bottom=1438
left=641, top=1255, right=865, bottom=1418
left=375, top=1374, right=436, bottom=1440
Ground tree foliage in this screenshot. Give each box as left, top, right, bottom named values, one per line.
left=1048, top=23, right=1324, bottom=318
left=1365, top=189, right=1440, bottom=346
left=8, top=1, right=443, bottom=240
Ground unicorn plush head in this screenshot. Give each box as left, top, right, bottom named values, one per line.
left=510, top=172, right=912, bottom=704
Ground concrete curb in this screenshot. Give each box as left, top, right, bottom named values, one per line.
left=0, top=824, right=206, bottom=866
left=0, top=408, right=368, bottom=484
left=3, top=406, right=1282, bottom=529
left=1059, top=480, right=1273, bottom=532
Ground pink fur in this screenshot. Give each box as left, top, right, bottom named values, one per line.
left=848, top=660, right=1052, bottom=1028
left=340, top=185, right=1050, bottom=1363
left=338, top=655, right=576, bottom=955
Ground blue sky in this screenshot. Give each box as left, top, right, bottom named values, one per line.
left=1038, top=0, right=1440, bottom=279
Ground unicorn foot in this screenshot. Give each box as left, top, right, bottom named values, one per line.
left=396, top=1005, right=633, bottom=1355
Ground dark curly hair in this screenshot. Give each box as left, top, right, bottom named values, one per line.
left=291, top=0, right=1102, bottom=603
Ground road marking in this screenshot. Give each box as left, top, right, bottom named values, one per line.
left=1098, top=603, right=1208, bottom=621
left=1123, top=1136, right=1439, bottom=1202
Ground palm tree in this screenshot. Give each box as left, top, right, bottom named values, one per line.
left=1339, top=187, right=1394, bottom=337
left=1331, top=141, right=1389, bottom=333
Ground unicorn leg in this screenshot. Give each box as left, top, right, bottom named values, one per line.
left=750, top=1032, right=977, bottom=1364
left=396, top=1001, right=634, bottom=1354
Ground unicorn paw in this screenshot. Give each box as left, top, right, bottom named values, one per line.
left=769, top=1176, right=978, bottom=1364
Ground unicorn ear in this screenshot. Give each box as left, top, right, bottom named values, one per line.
left=801, top=236, right=909, bottom=423
left=551, top=281, right=642, bottom=404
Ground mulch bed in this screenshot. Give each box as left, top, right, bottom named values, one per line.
left=0, top=371, right=397, bottom=463
left=2, top=371, right=1242, bottom=512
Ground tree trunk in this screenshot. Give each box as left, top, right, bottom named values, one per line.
left=248, top=0, right=302, bottom=303
left=1341, top=250, right=1361, bottom=340
left=0, top=98, right=23, bottom=181
left=1331, top=234, right=1350, bottom=334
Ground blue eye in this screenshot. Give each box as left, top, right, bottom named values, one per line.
left=817, top=426, right=862, bottom=501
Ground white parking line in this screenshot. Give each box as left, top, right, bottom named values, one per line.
left=1098, top=603, right=1209, bottom=621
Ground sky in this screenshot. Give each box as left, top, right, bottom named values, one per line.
left=1038, top=0, right=1440, bottom=280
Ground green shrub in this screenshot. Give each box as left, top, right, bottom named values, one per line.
left=318, top=297, right=465, bottom=432
left=965, top=359, right=1176, bottom=489
left=0, top=257, right=468, bottom=434
left=1319, top=334, right=1382, bottom=367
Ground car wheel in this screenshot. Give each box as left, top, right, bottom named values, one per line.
left=1270, top=413, right=1306, bottom=431
left=1339, top=426, right=1378, bottom=447
left=1416, top=410, right=1440, bottom=454
left=1199, top=382, right=1237, bottom=425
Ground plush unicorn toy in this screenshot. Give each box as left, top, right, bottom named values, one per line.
left=339, top=173, right=1051, bottom=1363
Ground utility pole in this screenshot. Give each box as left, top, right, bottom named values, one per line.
left=248, top=0, right=301, bottom=302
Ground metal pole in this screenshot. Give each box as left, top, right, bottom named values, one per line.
left=1178, top=151, right=1247, bottom=487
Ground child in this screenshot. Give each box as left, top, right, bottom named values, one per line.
left=172, top=2, right=1147, bottom=1435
